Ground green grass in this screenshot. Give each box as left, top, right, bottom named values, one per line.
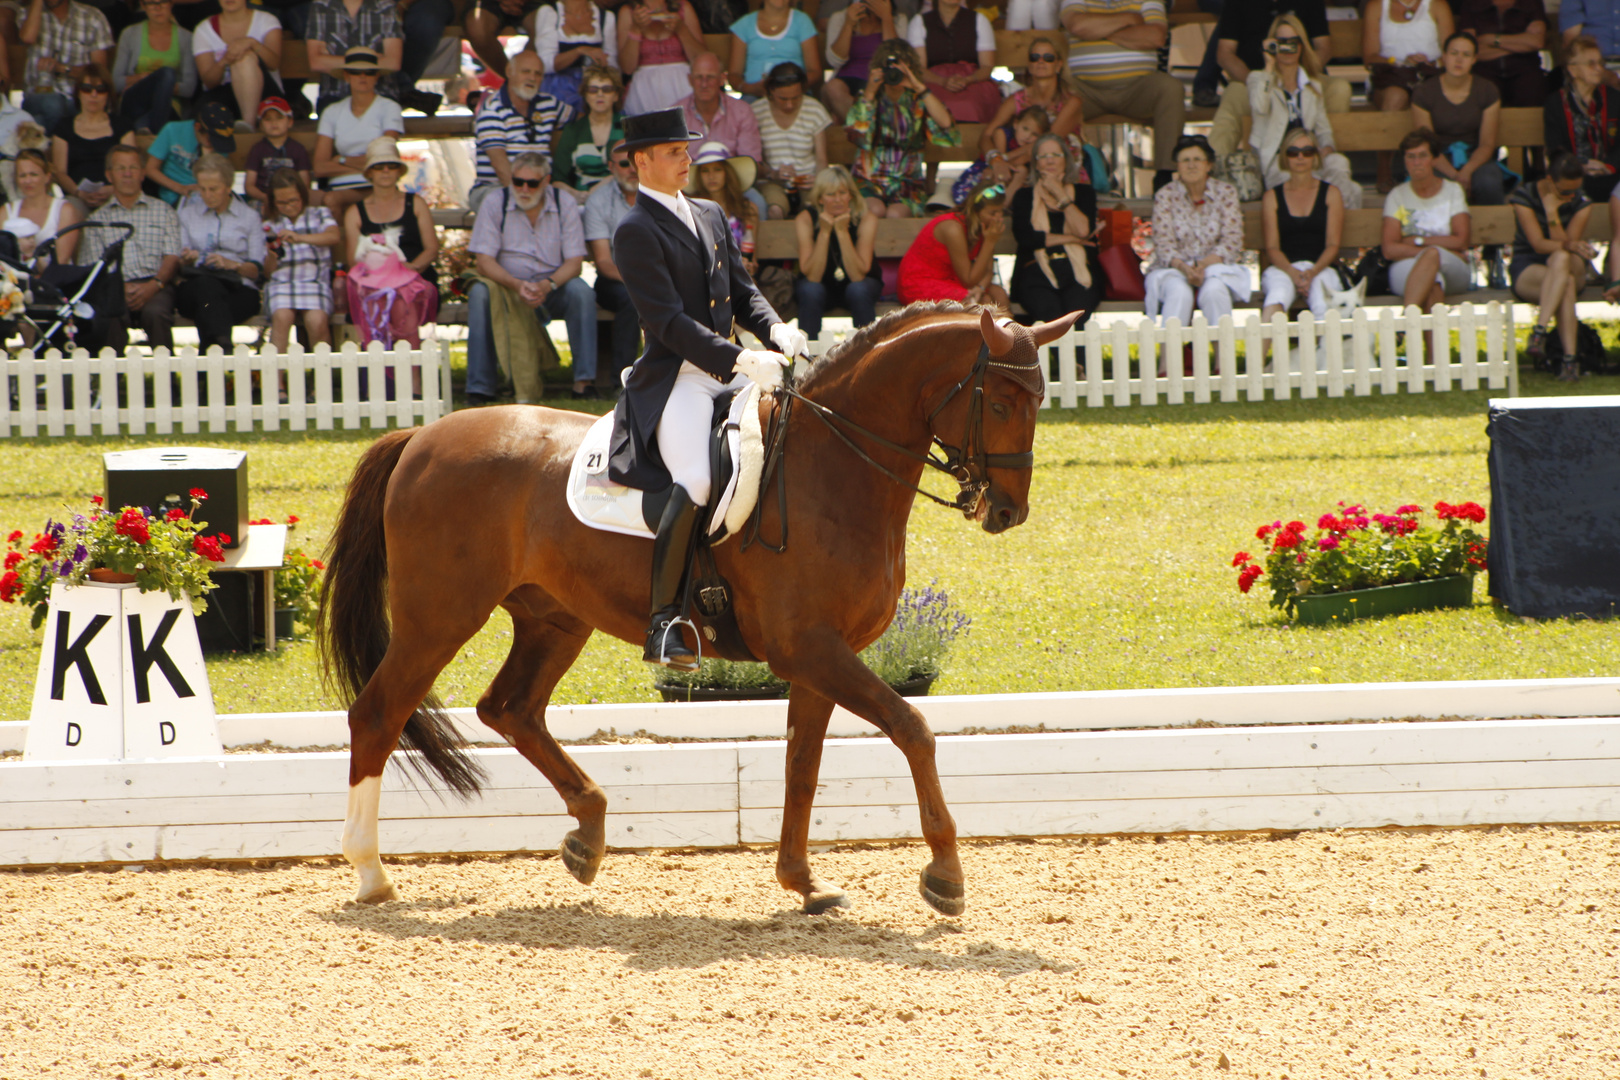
left=0, top=364, right=1615, bottom=723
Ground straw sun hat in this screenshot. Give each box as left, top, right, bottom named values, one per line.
left=362, top=137, right=407, bottom=178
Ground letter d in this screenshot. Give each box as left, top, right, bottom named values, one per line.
left=160, top=721, right=176, bottom=746
left=65, top=722, right=81, bottom=747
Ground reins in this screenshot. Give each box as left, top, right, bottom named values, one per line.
left=741, top=340, right=1042, bottom=552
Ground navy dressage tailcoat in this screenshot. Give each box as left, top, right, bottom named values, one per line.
left=608, top=194, right=780, bottom=492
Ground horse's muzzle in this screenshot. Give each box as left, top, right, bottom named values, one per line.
left=979, top=489, right=1027, bottom=533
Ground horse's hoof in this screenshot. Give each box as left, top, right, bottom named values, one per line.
left=919, top=869, right=965, bottom=917
left=802, top=888, right=852, bottom=915
left=560, top=831, right=602, bottom=885
left=355, top=882, right=399, bottom=905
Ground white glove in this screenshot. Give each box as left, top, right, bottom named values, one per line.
left=733, top=348, right=790, bottom=392
left=770, top=322, right=810, bottom=360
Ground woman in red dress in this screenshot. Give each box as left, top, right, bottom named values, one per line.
left=897, top=178, right=1009, bottom=307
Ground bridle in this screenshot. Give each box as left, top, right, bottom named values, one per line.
left=743, top=341, right=1044, bottom=553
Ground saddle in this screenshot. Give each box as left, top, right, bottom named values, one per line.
left=565, top=382, right=767, bottom=660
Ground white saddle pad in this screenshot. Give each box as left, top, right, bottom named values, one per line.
left=565, top=382, right=765, bottom=544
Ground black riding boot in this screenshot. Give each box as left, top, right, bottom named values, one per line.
left=642, top=485, right=702, bottom=669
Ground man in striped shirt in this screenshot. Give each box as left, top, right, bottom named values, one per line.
left=1060, top=0, right=1185, bottom=188
left=469, top=50, right=573, bottom=211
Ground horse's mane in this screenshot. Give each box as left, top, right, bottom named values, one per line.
left=797, top=299, right=989, bottom=391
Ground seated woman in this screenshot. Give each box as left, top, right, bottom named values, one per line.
left=728, top=0, right=820, bottom=99
left=262, top=167, right=342, bottom=354
left=175, top=152, right=265, bottom=352
left=3, top=149, right=80, bottom=268
left=535, top=0, right=619, bottom=115
left=1362, top=0, right=1451, bottom=192
left=1008, top=133, right=1101, bottom=329
left=551, top=65, right=625, bottom=196
left=953, top=105, right=1046, bottom=206
left=896, top=176, right=1008, bottom=308
left=1510, top=152, right=1595, bottom=380
left=752, top=63, right=832, bottom=220
left=903, top=0, right=999, bottom=123
left=1382, top=128, right=1472, bottom=313
left=49, top=75, right=133, bottom=213
left=1145, top=135, right=1249, bottom=331
left=1259, top=128, right=1346, bottom=320
left=845, top=39, right=960, bottom=219
left=112, top=0, right=198, bottom=135
left=1210, top=14, right=1360, bottom=208
left=191, top=0, right=283, bottom=122
left=343, top=138, right=439, bottom=350
left=685, top=141, right=759, bottom=273
left=1411, top=32, right=1505, bottom=207
left=794, top=165, right=884, bottom=338
left=314, top=52, right=406, bottom=218
left=618, top=0, right=705, bottom=116
left=978, top=38, right=1086, bottom=185
left=822, top=0, right=908, bottom=122
left=1546, top=35, right=1620, bottom=204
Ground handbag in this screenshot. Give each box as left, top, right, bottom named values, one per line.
left=1097, top=204, right=1145, bottom=301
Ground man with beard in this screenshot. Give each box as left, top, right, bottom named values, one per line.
left=584, top=137, right=643, bottom=383
left=464, top=151, right=598, bottom=403
left=469, top=50, right=572, bottom=212
left=608, top=108, right=806, bottom=669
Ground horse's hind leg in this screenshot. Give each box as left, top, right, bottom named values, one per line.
left=476, top=602, right=607, bottom=885
left=343, top=636, right=468, bottom=904
left=777, top=634, right=964, bottom=916
left=776, top=683, right=852, bottom=914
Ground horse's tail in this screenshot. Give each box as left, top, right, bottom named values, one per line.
left=317, top=428, right=486, bottom=799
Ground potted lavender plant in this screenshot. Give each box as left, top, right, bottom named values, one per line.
left=859, top=580, right=972, bottom=696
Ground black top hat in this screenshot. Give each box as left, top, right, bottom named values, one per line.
left=620, top=108, right=702, bottom=154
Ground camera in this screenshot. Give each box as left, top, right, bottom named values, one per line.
left=881, top=58, right=904, bottom=85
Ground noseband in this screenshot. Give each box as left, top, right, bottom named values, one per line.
left=743, top=342, right=1042, bottom=552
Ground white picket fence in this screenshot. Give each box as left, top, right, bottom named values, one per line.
left=809, top=302, right=1519, bottom=407
left=0, top=341, right=452, bottom=437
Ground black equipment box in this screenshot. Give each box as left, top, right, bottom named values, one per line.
left=1487, top=396, right=1620, bottom=618
left=103, top=448, right=249, bottom=548
left=194, top=570, right=259, bottom=652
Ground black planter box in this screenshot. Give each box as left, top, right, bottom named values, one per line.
left=103, top=447, right=249, bottom=548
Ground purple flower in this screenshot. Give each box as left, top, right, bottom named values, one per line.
left=71, top=544, right=87, bottom=564
left=56, top=559, right=72, bottom=576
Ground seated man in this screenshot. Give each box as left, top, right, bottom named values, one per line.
left=465, top=151, right=598, bottom=403
left=304, top=0, right=445, bottom=116
left=1058, top=0, right=1185, bottom=190
left=469, top=50, right=573, bottom=212
left=19, top=0, right=113, bottom=133
left=677, top=51, right=767, bottom=221
left=78, top=143, right=180, bottom=351
left=584, top=138, right=643, bottom=384
left=1212, top=0, right=1351, bottom=115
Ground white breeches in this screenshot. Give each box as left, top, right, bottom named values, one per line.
left=656, top=360, right=750, bottom=506
left=1144, top=264, right=1253, bottom=326
left=1388, top=248, right=1472, bottom=297
left=1004, top=0, right=1061, bottom=29
left=1260, top=262, right=1344, bottom=317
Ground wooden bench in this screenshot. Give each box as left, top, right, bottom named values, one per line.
left=133, top=116, right=471, bottom=169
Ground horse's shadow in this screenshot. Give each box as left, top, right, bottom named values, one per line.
left=317, top=897, right=1074, bottom=978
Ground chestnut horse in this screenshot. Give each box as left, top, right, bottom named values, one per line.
left=318, top=303, right=1077, bottom=915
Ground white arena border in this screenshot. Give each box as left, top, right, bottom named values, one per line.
left=4, top=677, right=1619, bottom=867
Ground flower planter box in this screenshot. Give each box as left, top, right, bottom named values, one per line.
left=655, top=683, right=788, bottom=703
left=889, top=673, right=936, bottom=697
left=1293, top=574, right=1475, bottom=625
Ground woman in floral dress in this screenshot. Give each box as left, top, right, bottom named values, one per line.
left=844, top=39, right=959, bottom=218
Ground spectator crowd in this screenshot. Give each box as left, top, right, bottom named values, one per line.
left=2, top=0, right=1617, bottom=389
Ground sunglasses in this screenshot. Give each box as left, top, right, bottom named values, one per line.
left=974, top=182, right=1005, bottom=203
left=612, top=158, right=631, bottom=168
left=1027, top=52, right=1058, bottom=62
left=1284, top=146, right=1318, bottom=158
left=78, top=84, right=109, bottom=94
left=585, top=85, right=616, bottom=94
left=512, top=176, right=544, bottom=189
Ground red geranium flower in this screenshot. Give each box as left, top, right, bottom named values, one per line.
left=6, top=530, right=20, bottom=544
left=189, top=487, right=208, bottom=500
left=3, top=551, right=20, bottom=570
left=29, top=533, right=56, bottom=555
left=1273, top=530, right=1301, bottom=550
left=192, top=535, right=225, bottom=562
left=0, top=570, right=20, bottom=603
left=1435, top=501, right=1456, bottom=520
left=286, top=514, right=299, bottom=525
left=90, top=495, right=103, bottom=506
left=166, top=507, right=186, bottom=521
left=1232, top=551, right=1252, bottom=567
left=218, top=534, right=232, bottom=546
left=1456, top=501, right=1487, bottom=523
left=1318, top=535, right=1340, bottom=550
left=311, top=559, right=325, bottom=570
left=1396, top=504, right=1420, bottom=514
left=115, top=507, right=150, bottom=545
left=1237, top=564, right=1263, bottom=593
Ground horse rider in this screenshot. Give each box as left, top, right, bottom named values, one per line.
left=608, top=107, right=810, bottom=670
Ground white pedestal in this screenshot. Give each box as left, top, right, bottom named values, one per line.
left=24, top=581, right=221, bottom=762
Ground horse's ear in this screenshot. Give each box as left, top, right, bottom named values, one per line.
left=980, top=308, right=1017, bottom=357
left=1029, top=310, right=1082, bottom=347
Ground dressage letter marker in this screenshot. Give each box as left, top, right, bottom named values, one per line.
left=25, top=582, right=221, bottom=762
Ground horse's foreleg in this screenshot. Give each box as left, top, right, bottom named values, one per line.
left=476, top=607, right=607, bottom=885
left=779, top=637, right=964, bottom=917
left=776, top=684, right=850, bottom=914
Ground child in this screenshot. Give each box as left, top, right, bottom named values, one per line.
left=145, top=101, right=237, bottom=205
left=952, top=105, right=1049, bottom=205
left=262, top=168, right=341, bottom=354
left=245, top=98, right=314, bottom=207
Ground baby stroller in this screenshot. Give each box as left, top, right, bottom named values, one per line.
left=0, top=219, right=133, bottom=354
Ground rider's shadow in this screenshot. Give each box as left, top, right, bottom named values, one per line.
left=317, top=899, right=1075, bottom=978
